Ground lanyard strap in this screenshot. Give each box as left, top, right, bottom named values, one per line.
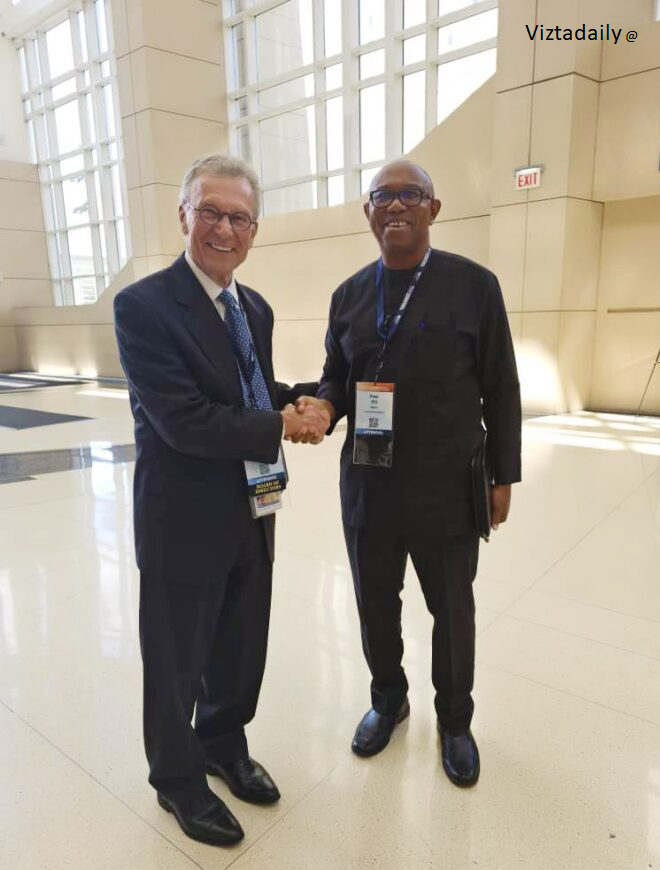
left=373, top=247, right=431, bottom=382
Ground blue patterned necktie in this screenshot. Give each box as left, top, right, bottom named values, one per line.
left=218, top=289, right=273, bottom=411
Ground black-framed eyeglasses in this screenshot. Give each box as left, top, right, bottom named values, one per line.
left=183, top=200, right=257, bottom=232
left=368, top=188, right=432, bottom=209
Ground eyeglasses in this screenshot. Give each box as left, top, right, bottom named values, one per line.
left=368, top=188, right=432, bottom=209
left=183, top=200, right=256, bottom=232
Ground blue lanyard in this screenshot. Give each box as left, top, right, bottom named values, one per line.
left=373, top=247, right=431, bottom=382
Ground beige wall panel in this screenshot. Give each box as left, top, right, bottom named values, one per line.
left=131, top=47, right=225, bottom=123
left=236, top=232, right=379, bottom=320
left=136, top=110, right=226, bottom=188
left=127, top=188, right=147, bottom=258
left=567, top=76, right=599, bottom=201
left=141, top=184, right=181, bottom=257
left=594, top=69, right=660, bottom=201
left=255, top=203, right=367, bottom=247
left=519, top=311, right=564, bottom=414
left=1, top=278, right=51, bottom=312
left=600, top=1, right=660, bottom=80
left=523, top=198, right=566, bottom=311
left=116, top=54, right=135, bottom=118
left=557, top=311, right=597, bottom=411
left=528, top=76, right=573, bottom=201
left=0, top=230, right=49, bottom=280
left=598, top=196, right=660, bottom=311
left=508, top=311, right=523, bottom=341
left=0, top=161, right=38, bottom=184
left=0, top=325, right=18, bottom=370
left=491, top=85, right=533, bottom=206
left=0, top=180, right=44, bottom=232
left=495, top=0, right=536, bottom=92
left=127, top=0, right=223, bottom=66
left=489, top=203, right=526, bottom=311
left=110, top=0, right=129, bottom=59
left=272, top=318, right=328, bottom=386
left=410, top=80, right=493, bottom=220
left=562, top=198, right=602, bottom=311
left=589, top=312, right=660, bottom=414
left=431, top=216, right=490, bottom=266
left=121, top=114, right=141, bottom=191
left=17, top=324, right=122, bottom=378
left=533, top=0, right=602, bottom=82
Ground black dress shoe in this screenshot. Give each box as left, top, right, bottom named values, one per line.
left=206, top=756, right=280, bottom=805
left=439, top=726, right=480, bottom=787
left=351, top=699, right=410, bottom=757
left=157, top=791, right=244, bottom=846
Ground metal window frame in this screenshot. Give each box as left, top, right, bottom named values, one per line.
left=16, top=0, right=130, bottom=306
left=222, top=0, right=497, bottom=213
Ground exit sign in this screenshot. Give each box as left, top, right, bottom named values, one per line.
left=515, top=166, right=542, bottom=190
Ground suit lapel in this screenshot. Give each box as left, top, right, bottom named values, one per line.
left=171, top=255, right=242, bottom=400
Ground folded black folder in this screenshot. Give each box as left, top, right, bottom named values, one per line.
left=471, top=440, right=492, bottom=542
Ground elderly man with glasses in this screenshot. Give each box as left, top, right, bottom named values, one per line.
left=297, top=160, right=521, bottom=787
left=114, top=154, right=329, bottom=847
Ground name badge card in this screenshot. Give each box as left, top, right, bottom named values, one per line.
left=353, top=382, right=395, bottom=467
left=244, top=447, right=287, bottom=517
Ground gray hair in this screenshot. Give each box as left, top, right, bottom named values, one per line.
left=180, top=153, right=262, bottom=217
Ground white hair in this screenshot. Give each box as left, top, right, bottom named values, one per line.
left=180, top=153, right=262, bottom=216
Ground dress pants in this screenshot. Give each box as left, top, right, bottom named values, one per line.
left=344, top=519, right=479, bottom=734
left=139, top=503, right=272, bottom=802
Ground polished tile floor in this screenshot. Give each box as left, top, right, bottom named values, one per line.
left=1, top=384, right=659, bottom=870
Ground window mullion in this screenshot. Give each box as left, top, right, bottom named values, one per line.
left=342, top=0, right=359, bottom=202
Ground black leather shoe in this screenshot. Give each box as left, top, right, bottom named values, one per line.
left=351, top=699, right=410, bottom=757
left=157, top=791, right=244, bottom=846
left=439, top=726, right=480, bottom=787
left=206, top=757, right=280, bottom=805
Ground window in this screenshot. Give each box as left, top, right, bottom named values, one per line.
left=224, top=0, right=498, bottom=214
left=18, top=0, right=129, bottom=305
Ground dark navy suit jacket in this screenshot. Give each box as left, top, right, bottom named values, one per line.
left=114, top=253, right=314, bottom=583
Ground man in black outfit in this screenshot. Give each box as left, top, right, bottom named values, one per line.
left=114, top=154, right=328, bottom=846
left=298, top=160, right=521, bottom=787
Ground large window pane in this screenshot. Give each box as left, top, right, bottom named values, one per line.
left=263, top=181, right=317, bottom=214
left=404, top=0, right=426, bottom=28
left=324, top=0, right=342, bottom=56
left=359, top=48, right=385, bottom=79
left=95, top=0, right=109, bottom=53
left=360, top=84, right=385, bottom=163
left=258, top=74, right=314, bottom=110
left=437, top=47, right=496, bottom=122
left=260, top=106, right=316, bottom=185
left=325, top=63, right=342, bottom=90
left=68, top=225, right=94, bottom=275
left=403, top=70, right=425, bottom=152
left=231, top=23, right=247, bottom=89
left=54, top=100, right=82, bottom=153
left=359, top=0, right=384, bottom=44
left=62, top=176, right=89, bottom=226
left=52, top=77, right=77, bottom=101
left=256, top=0, right=314, bottom=81
left=46, top=20, right=74, bottom=79
left=327, top=174, right=344, bottom=205
left=325, top=97, right=343, bottom=171
left=437, top=9, right=498, bottom=54
left=403, top=34, right=426, bottom=65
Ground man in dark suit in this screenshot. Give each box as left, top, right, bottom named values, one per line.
left=297, top=160, right=521, bottom=787
left=114, top=154, right=329, bottom=846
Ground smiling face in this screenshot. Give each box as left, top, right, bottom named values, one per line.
left=178, top=173, right=258, bottom=287
left=363, top=162, right=441, bottom=268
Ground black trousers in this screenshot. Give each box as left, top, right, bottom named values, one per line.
left=139, top=506, right=272, bottom=801
left=344, top=520, right=479, bottom=734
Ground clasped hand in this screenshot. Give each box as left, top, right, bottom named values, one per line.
left=281, top=396, right=333, bottom=444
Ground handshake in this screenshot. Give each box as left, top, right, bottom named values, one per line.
left=281, top=396, right=335, bottom=445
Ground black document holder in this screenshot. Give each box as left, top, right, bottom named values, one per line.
left=471, top=441, right=491, bottom=542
